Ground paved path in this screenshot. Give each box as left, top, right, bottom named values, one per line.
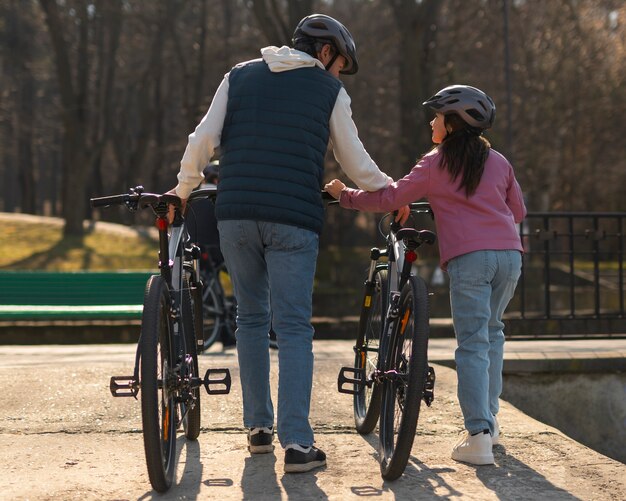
left=0, top=340, right=624, bottom=500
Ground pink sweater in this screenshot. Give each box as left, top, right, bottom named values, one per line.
left=339, top=148, right=527, bottom=268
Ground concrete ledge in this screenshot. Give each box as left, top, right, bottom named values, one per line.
left=429, top=338, right=626, bottom=374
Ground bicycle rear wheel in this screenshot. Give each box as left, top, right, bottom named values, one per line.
left=140, top=275, right=177, bottom=493
left=201, top=272, right=224, bottom=350
left=181, top=277, right=201, bottom=440
left=354, top=266, right=387, bottom=434
left=379, top=275, right=430, bottom=481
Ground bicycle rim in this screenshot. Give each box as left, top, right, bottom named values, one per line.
left=354, top=267, right=387, bottom=434
left=379, top=275, right=429, bottom=481
left=140, top=276, right=177, bottom=492
left=201, top=276, right=224, bottom=350
left=181, top=278, right=201, bottom=440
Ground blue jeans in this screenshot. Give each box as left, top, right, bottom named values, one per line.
left=217, top=220, right=319, bottom=448
left=447, top=250, right=522, bottom=435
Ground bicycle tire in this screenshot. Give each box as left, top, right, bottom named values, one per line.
left=201, top=272, right=224, bottom=350
left=379, top=275, right=430, bottom=481
left=140, top=275, right=177, bottom=493
left=181, top=277, right=201, bottom=440
left=354, top=266, right=387, bottom=434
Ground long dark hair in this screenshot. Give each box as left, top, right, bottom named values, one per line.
left=438, top=113, right=491, bottom=197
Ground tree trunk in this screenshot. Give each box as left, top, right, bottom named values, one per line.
left=389, top=0, right=442, bottom=166
left=38, top=0, right=90, bottom=236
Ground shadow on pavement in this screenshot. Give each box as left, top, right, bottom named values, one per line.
left=475, top=444, right=581, bottom=500
left=241, top=452, right=281, bottom=500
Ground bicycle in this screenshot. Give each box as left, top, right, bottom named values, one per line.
left=90, top=185, right=232, bottom=493
left=194, top=244, right=237, bottom=350
left=337, top=202, right=437, bottom=481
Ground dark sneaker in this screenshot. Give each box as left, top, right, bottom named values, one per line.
left=284, top=445, right=326, bottom=473
left=248, top=427, right=274, bottom=454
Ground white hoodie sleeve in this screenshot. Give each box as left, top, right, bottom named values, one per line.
left=329, top=87, right=392, bottom=191
left=175, top=75, right=229, bottom=199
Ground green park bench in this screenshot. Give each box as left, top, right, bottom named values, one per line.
left=0, top=270, right=155, bottom=320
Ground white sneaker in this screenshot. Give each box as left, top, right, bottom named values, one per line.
left=492, top=415, right=500, bottom=445
left=451, top=431, right=495, bottom=465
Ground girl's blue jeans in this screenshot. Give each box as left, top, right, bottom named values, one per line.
left=447, top=249, right=522, bottom=435
left=217, top=220, right=318, bottom=448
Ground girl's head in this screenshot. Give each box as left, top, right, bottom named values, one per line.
left=423, top=85, right=496, bottom=133
left=422, top=85, right=495, bottom=196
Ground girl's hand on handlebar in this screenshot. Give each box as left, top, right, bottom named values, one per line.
left=395, top=205, right=410, bottom=225
left=324, top=179, right=346, bottom=200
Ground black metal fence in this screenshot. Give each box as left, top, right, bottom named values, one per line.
left=509, top=212, right=626, bottom=338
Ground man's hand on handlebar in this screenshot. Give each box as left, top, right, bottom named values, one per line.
left=165, top=188, right=187, bottom=224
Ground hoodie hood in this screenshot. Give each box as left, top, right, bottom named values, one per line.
left=261, top=45, right=325, bottom=73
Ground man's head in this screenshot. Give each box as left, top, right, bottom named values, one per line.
left=292, top=14, right=358, bottom=76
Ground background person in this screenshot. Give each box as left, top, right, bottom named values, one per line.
left=325, top=84, right=526, bottom=466
left=169, top=13, right=392, bottom=473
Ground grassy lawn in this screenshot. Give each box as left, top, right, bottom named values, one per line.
left=0, top=216, right=157, bottom=271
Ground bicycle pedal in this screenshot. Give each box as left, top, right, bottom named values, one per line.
left=110, top=376, right=139, bottom=398
left=203, top=368, right=231, bottom=395
left=337, top=366, right=365, bottom=395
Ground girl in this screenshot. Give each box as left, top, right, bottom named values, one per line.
left=325, top=85, right=526, bottom=466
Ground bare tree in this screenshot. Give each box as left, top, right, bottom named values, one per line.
left=249, top=0, right=314, bottom=45
left=387, top=0, right=443, bottom=165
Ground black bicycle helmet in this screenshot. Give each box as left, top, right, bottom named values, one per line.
left=292, top=14, right=358, bottom=74
left=422, top=85, right=496, bottom=129
left=202, top=160, right=219, bottom=183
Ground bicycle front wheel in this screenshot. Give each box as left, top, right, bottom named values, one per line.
left=354, top=266, right=387, bottom=434
left=379, top=275, right=430, bottom=481
left=140, top=275, right=177, bottom=493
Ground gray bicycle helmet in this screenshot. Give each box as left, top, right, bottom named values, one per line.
left=422, top=85, right=496, bottom=129
left=292, top=14, right=358, bottom=74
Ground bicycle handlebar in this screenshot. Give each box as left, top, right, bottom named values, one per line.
left=92, top=186, right=328, bottom=209
left=90, top=192, right=136, bottom=208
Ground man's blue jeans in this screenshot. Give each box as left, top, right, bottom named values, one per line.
left=217, top=220, right=319, bottom=448
left=447, top=250, right=522, bottom=435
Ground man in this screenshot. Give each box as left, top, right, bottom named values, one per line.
left=171, top=13, right=392, bottom=473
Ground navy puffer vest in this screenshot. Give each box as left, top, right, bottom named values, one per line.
left=215, top=60, right=342, bottom=234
